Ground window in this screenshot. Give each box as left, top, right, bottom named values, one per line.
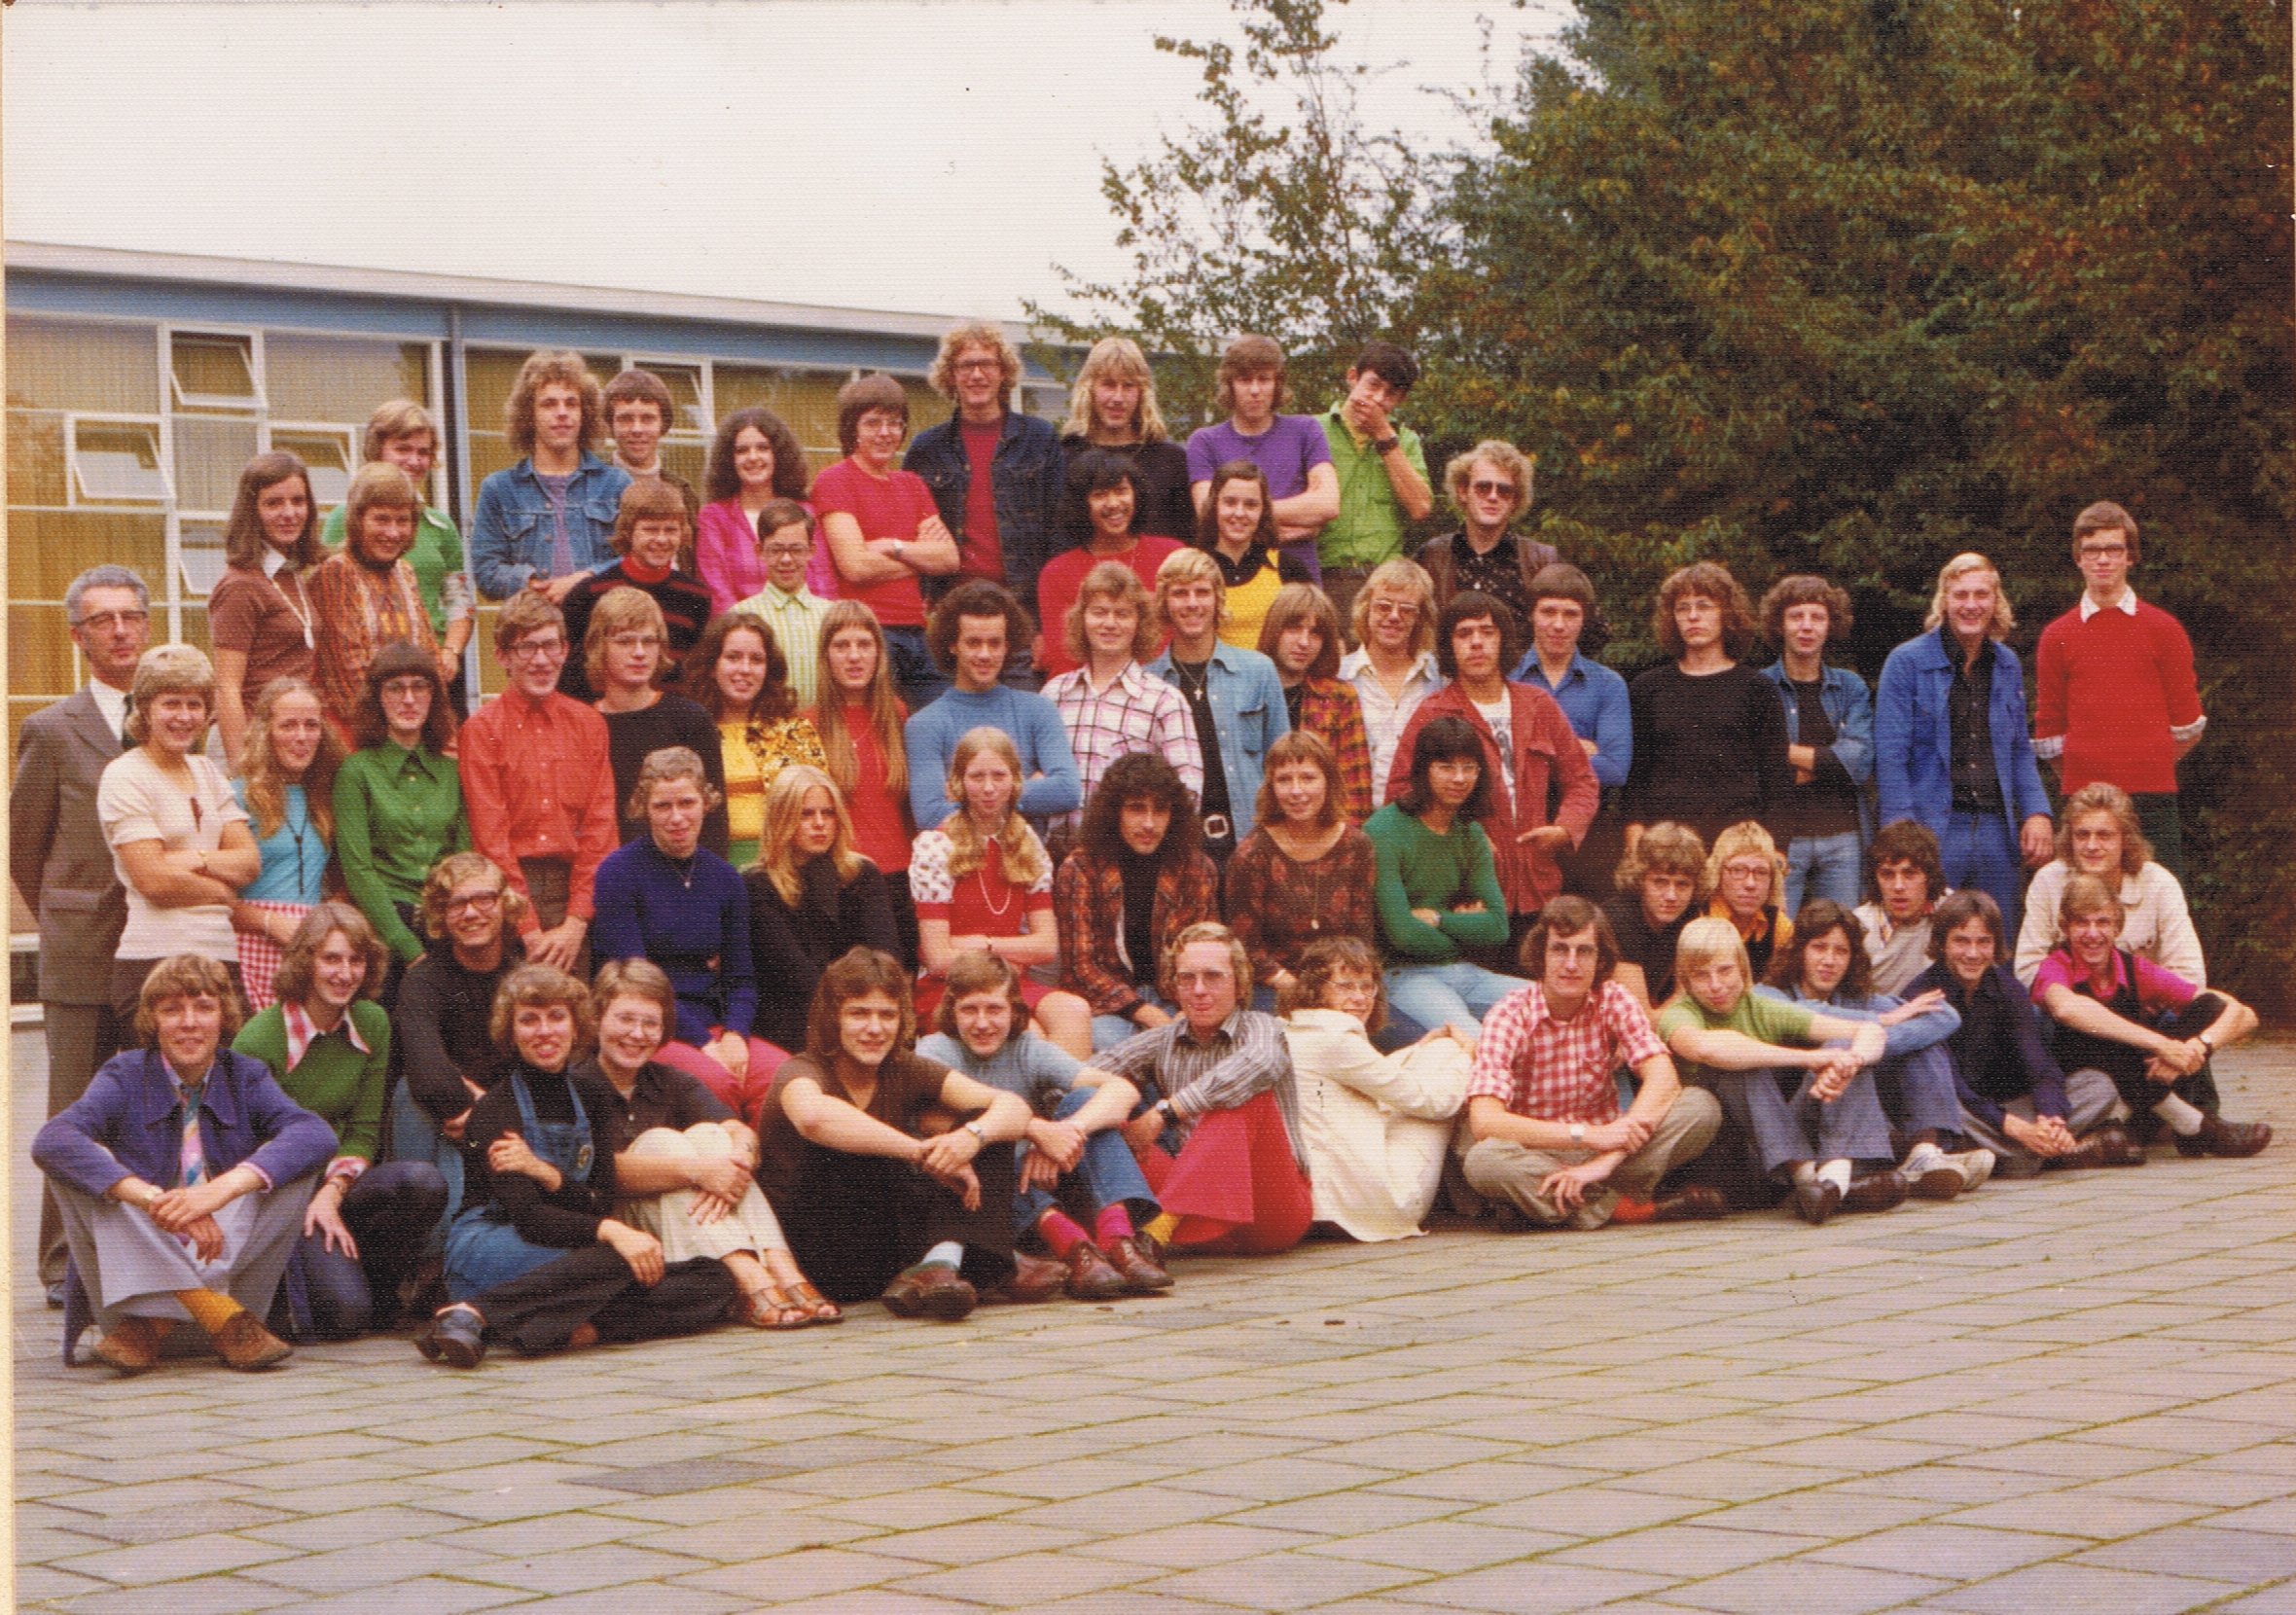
left=169, top=332, right=264, bottom=410
left=179, top=520, right=231, bottom=597
left=271, top=427, right=356, bottom=507
left=68, top=419, right=171, bottom=504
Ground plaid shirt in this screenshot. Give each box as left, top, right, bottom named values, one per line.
left=1465, top=981, right=1664, bottom=1124
left=1053, top=849, right=1221, bottom=1017
left=1291, top=677, right=1376, bottom=823
left=1044, top=660, right=1204, bottom=829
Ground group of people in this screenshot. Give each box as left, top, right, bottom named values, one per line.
left=17, top=328, right=2265, bottom=1378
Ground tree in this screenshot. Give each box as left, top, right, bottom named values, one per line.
left=1407, top=0, right=2292, bottom=1009
left=1029, top=0, right=1446, bottom=424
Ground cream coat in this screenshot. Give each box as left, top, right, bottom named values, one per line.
left=1282, top=1008, right=1471, bottom=1242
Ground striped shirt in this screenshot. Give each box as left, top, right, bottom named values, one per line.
left=1096, top=1007, right=1302, bottom=1160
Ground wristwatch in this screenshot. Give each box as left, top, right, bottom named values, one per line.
left=1568, top=1123, right=1587, bottom=1145
left=962, top=1120, right=987, bottom=1143
left=1372, top=434, right=1401, bottom=454
left=1154, top=1098, right=1174, bottom=1123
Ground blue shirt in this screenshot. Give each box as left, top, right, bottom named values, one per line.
left=590, top=839, right=757, bottom=1045
left=904, top=685, right=1084, bottom=831
left=234, top=780, right=327, bottom=904
left=1146, top=642, right=1290, bottom=843
left=1511, top=651, right=1632, bottom=790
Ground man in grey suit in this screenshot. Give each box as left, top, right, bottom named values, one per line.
left=12, top=565, right=152, bottom=1301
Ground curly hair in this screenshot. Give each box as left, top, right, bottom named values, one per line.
left=1867, top=819, right=1944, bottom=906
left=927, top=321, right=1022, bottom=398
left=625, top=745, right=724, bottom=828
left=505, top=350, right=603, bottom=458
left=133, top=954, right=247, bottom=1048
left=238, top=675, right=342, bottom=843
left=1278, top=934, right=1386, bottom=1034
left=417, top=851, right=527, bottom=942
left=1443, top=441, right=1534, bottom=528
left=1653, top=561, right=1758, bottom=662
left=1758, top=574, right=1854, bottom=649
left=806, top=947, right=915, bottom=1062
left=926, top=581, right=1031, bottom=678
left=488, top=963, right=598, bottom=1062
left=272, top=902, right=388, bottom=1008
left=1614, top=821, right=1708, bottom=898
left=1077, top=752, right=1201, bottom=871
left=1767, top=899, right=1873, bottom=999
left=702, top=407, right=809, bottom=504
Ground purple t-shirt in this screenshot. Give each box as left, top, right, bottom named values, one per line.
left=1185, top=415, right=1333, bottom=500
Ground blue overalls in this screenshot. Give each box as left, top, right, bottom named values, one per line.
left=443, top=1072, right=600, bottom=1302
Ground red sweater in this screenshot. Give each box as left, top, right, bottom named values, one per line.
left=2033, top=596, right=2202, bottom=795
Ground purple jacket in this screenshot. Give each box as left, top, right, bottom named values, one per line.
left=33, top=1047, right=337, bottom=1201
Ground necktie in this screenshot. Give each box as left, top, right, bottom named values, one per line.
left=178, top=1082, right=208, bottom=1189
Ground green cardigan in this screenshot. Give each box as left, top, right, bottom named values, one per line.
left=231, top=999, right=391, bottom=1165
left=1364, top=803, right=1510, bottom=963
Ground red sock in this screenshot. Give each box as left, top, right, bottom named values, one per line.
left=1609, top=1198, right=1656, bottom=1225
left=1094, top=1204, right=1135, bottom=1248
left=1037, top=1209, right=1089, bottom=1258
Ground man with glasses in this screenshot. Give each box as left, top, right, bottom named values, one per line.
left=458, top=594, right=615, bottom=974
left=13, top=565, right=153, bottom=1304
left=1415, top=441, right=1557, bottom=629
left=1340, top=557, right=1448, bottom=807
left=2033, top=501, right=2206, bottom=882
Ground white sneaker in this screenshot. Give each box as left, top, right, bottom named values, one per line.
left=1902, top=1143, right=1961, bottom=1201
left=1948, top=1148, right=1996, bottom=1191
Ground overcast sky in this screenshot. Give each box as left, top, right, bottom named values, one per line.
left=4, top=1, right=1569, bottom=322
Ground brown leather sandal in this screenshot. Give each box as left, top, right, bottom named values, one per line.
left=785, top=1279, right=843, bottom=1324
left=742, top=1286, right=812, bottom=1330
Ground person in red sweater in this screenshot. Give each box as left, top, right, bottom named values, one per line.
left=2032, top=502, right=2206, bottom=883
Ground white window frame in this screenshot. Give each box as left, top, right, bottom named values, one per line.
left=63, top=413, right=173, bottom=506
left=166, top=328, right=268, bottom=413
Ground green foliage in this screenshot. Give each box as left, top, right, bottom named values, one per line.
left=1027, top=0, right=1445, bottom=427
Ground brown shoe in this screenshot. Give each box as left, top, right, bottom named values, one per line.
left=2175, top=1113, right=2272, bottom=1159
left=1104, top=1235, right=1175, bottom=1292
left=882, top=1263, right=978, bottom=1320
left=210, top=1310, right=294, bottom=1371
left=986, top=1251, right=1067, bottom=1306
left=2054, top=1126, right=2148, bottom=1169
left=1843, top=1169, right=1909, bottom=1213
left=1650, top=1186, right=1730, bottom=1222
left=1063, top=1241, right=1131, bottom=1302
left=1792, top=1179, right=1843, bottom=1225
left=90, top=1314, right=168, bottom=1375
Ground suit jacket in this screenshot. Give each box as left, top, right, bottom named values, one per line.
left=11, top=689, right=127, bottom=1002
left=1875, top=628, right=2051, bottom=840
left=1385, top=681, right=1598, bottom=916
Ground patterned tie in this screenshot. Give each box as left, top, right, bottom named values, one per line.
left=177, top=1081, right=208, bottom=1189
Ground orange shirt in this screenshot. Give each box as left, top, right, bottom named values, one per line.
left=458, top=690, right=617, bottom=933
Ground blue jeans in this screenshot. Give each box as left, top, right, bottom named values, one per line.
left=1014, top=1088, right=1158, bottom=1237
left=1785, top=831, right=1863, bottom=913
left=884, top=625, right=951, bottom=712
left=1719, top=1066, right=1894, bottom=1175
left=1094, top=993, right=1173, bottom=1053
left=388, top=1080, right=464, bottom=1254
left=287, top=1160, right=448, bottom=1339
left=1941, top=810, right=2026, bottom=939
left=1382, top=959, right=1523, bottom=1035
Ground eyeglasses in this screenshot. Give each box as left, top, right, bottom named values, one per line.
left=1368, top=600, right=1420, bottom=619
left=446, top=891, right=503, bottom=915
left=73, top=610, right=149, bottom=631
left=951, top=358, right=1003, bottom=376
left=506, top=638, right=567, bottom=662
left=606, top=632, right=664, bottom=651
left=2078, top=542, right=2129, bottom=558
left=1721, top=860, right=1773, bottom=880
left=1468, top=481, right=1517, bottom=499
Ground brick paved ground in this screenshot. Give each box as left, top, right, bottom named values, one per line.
left=15, top=1027, right=2296, bottom=1613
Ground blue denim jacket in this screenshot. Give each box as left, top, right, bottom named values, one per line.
left=903, top=412, right=1066, bottom=603
left=1147, top=642, right=1291, bottom=842
left=1760, top=659, right=1876, bottom=845
left=469, top=453, right=632, bottom=599
left=1875, top=628, right=2051, bottom=839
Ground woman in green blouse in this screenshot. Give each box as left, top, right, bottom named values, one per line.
left=334, top=641, right=467, bottom=1001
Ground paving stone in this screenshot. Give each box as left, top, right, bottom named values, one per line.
left=19, top=1573, right=305, bottom=1613
left=1145, top=1549, right=1430, bottom=1609
left=1649, top=1559, right=1949, bottom=1612
left=236, top=1537, right=499, bottom=1594
left=671, top=1545, right=937, bottom=1599
left=2073, top=1525, right=2296, bottom=1581
left=1914, top=1561, right=2239, bottom=1614
left=1385, top=1561, right=1676, bottom=1612
left=1072, top=1521, right=1320, bottom=1567
left=50, top=1529, right=304, bottom=1586
left=1805, top=1521, right=2081, bottom=1577
left=265, top=1578, right=532, bottom=1614
left=1308, top=1519, right=1573, bottom=1571
left=890, top=1549, right=1152, bottom=1604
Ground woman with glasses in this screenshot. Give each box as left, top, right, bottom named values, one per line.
left=335, top=643, right=466, bottom=995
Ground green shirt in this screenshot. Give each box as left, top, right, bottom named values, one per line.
left=1364, top=802, right=1510, bottom=963
left=735, top=584, right=833, bottom=710
left=334, top=743, right=469, bottom=962
left=322, top=502, right=470, bottom=637
left=1317, top=408, right=1428, bottom=569
left=1654, top=991, right=1817, bottom=1087
left=232, top=999, right=391, bottom=1164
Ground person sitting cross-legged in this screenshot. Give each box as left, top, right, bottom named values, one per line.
left=1658, top=917, right=1908, bottom=1225
left=917, top=952, right=1173, bottom=1300
left=1456, top=898, right=1726, bottom=1231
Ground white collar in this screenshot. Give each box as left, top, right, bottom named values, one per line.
left=284, top=999, right=371, bottom=1072
left=1340, top=647, right=1440, bottom=684
left=87, top=680, right=130, bottom=740
left=261, top=546, right=293, bottom=579
left=2078, top=588, right=2139, bottom=621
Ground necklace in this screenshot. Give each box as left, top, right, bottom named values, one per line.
left=273, top=567, right=315, bottom=649
left=1171, top=658, right=1211, bottom=704
left=973, top=837, right=1014, bottom=918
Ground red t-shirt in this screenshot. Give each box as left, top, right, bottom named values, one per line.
left=827, top=702, right=914, bottom=875
left=1033, top=536, right=1182, bottom=677
left=811, top=458, right=938, bottom=628
left=959, top=421, right=1003, bottom=583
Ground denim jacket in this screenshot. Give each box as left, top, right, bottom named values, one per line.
left=469, top=453, right=632, bottom=600
left=903, top=412, right=1066, bottom=603
left=1875, top=629, right=2051, bottom=839
left=1760, top=659, right=1877, bottom=846
left=1147, top=642, right=1291, bottom=842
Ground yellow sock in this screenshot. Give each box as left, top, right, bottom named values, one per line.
left=174, top=1289, right=245, bottom=1335
left=1144, top=1212, right=1181, bottom=1245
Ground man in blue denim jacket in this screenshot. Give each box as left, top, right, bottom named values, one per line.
left=903, top=322, right=1065, bottom=671
left=1758, top=574, right=1876, bottom=912
left=470, top=351, right=632, bottom=604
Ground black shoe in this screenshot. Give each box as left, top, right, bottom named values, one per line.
left=2175, top=1114, right=2272, bottom=1159
left=1843, top=1169, right=1909, bottom=1213
left=414, top=1306, right=485, bottom=1368
left=1792, top=1179, right=1843, bottom=1225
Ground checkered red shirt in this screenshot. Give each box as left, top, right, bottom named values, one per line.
left=1465, top=980, right=1664, bottom=1123
left=1044, top=660, right=1204, bottom=830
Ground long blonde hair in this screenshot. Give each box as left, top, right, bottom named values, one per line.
left=239, top=676, right=342, bottom=843
left=810, top=600, right=910, bottom=800
left=1060, top=336, right=1169, bottom=444
left=940, top=727, right=1049, bottom=887
left=757, top=766, right=867, bottom=908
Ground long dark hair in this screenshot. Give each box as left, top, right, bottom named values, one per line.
left=1077, top=752, right=1202, bottom=872
left=1398, top=715, right=1492, bottom=823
